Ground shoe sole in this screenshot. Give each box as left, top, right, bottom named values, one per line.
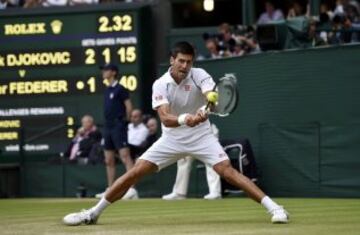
left=63, top=221, right=81, bottom=226
left=272, top=220, right=288, bottom=224
left=162, top=197, right=185, bottom=200
left=272, top=217, right=289, bottom=224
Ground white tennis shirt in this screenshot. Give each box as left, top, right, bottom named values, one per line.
left=152, top=67, right=216, bottom=144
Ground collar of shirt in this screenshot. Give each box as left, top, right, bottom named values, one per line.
left=110, top=80, right=118, bottom=88
left=166, top=67, right=191, bottom=85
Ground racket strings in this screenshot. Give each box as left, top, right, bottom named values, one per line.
left=215, top=79, right=238, bottom=116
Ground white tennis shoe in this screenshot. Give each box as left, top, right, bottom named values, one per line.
left=203, top=193, right=222, bottom=200
left=63, top=209, right=98, bottom=226
left=270, top=207, right=289, bottom=224
left=95, top=191, right=105, bottom=199
left=122, top=188, right=139, bottom=200
left=162, top=192, right=186, bottom=200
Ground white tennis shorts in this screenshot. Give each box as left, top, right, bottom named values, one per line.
left=139, top=133, right=229, bottom=170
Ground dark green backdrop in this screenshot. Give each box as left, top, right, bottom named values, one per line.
left=2, top=44, right=360, bottom=198
left=193, top=44, right=360, bottom=197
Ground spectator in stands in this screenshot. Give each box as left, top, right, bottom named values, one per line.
left=344, top=1, right=360, bottom=42
left=318, top=4, right=334, bottom=43
left=41, top=0, right=67, bottom=7
left=326, top=16, right=342, bottom=44
left=202, top=24, right=259, bottom=59
left=257, top=1, right=284, bottom=24
left=232, top=40, right=246, bottom=57
left=1, top=0, right=20, bottom=8
left=100, top=0, right=114, bottom=3
left=204, top=38, right=224, bottom=59
left=65, top=115, right=102, bottom=164
left=143, top=117, right=159, bottom=150
left=128, top=109, right=149, bottom=158
left=0, top=0, right=8, bottom=9
left=327, top=13, right=355, bottom=44
left=320, top=3, right=334, bottom=19
left=287, top=1, right=306, bottom=19
left=306, top=19, right=327, bottom=47
left=23, top=0, right=42, bottom=8
left=11, top=0, right=20, bottom=6
left=24, top=0, right=100, bottom=6
left=334, top=0, right=345, bottom=16
left=217, top=23, right=237, bottom=54
left=345, top=1, right=360, bottom=19
left=69, top=0, right=98, bottom=6
left=233, top=35, right=259, bottom=56
left=242, top=25, right=257, bottom=42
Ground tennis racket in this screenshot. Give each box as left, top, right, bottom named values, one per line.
left=204, top=74, right=239, bottom=117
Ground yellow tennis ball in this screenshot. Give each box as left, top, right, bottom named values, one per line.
left=207, top=91, right=218, bottom=103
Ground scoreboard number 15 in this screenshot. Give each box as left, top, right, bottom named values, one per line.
left=85, top=47, right=136, bottom=64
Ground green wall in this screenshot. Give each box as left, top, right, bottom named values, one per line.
left=192, top=44, right=360, bottom=197
left=17, top=162, right=209, bottom=198
left=3, top=45, right=360, bottom=198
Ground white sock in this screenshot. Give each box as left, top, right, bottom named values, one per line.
left=261, top=196, right=281, bottom=212
left=91, top=197, right=111, bottom=217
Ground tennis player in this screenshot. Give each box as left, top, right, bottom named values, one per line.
left=63, top=41, right=289, bottom=226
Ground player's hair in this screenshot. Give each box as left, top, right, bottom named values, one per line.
left=170, top=41, right=195, bottom=58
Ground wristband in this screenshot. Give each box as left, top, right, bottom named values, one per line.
left=177, top=113, right=188, bottom=126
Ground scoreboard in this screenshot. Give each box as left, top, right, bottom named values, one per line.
left=0, top=4, right=153, bottom=156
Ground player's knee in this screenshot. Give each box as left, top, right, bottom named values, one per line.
left=104, top=157, right=115, bottom=166
left=130, top=160, right=157, bottom=178
left=213, top=160, right=232, bottom=177
left=126, top=165, right=145, bottom=181
left=119, top=152, right=131, bottom=161
left=120, top=156, right=134, bottom=167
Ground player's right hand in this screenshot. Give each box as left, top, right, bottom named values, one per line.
left=185, top=114, right=201, bottom=127
left=196, top=108, right=208, bottom=122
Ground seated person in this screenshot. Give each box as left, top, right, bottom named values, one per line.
left=143, top=117, right=159, bottom=150
left=257, top=1, right=284, bottom=24
left=0, top=0, right=9, bottom=9
left=217, top=23, right=237, bottom=56
left=287, top=1, right=307, bottom=19
left=127, top=109, right=149, bottom=158
left=204, top=38, right=224, bottom=59
left=64, top=115, right=102, bottom=164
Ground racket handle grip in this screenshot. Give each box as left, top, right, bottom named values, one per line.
left=200, top=105, right=210, bottom=114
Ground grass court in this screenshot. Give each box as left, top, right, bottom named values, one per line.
left=0, top=198, right=359, bottom=235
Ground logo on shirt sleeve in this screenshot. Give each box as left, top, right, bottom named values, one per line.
left=200, top=77, right=212, bottom=84
left=154, top=95, right=163, bottom=101
left=218, top=152, right=227, bottom=158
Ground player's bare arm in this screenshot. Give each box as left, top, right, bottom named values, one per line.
left=156, top=104, right=203, bottom=127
